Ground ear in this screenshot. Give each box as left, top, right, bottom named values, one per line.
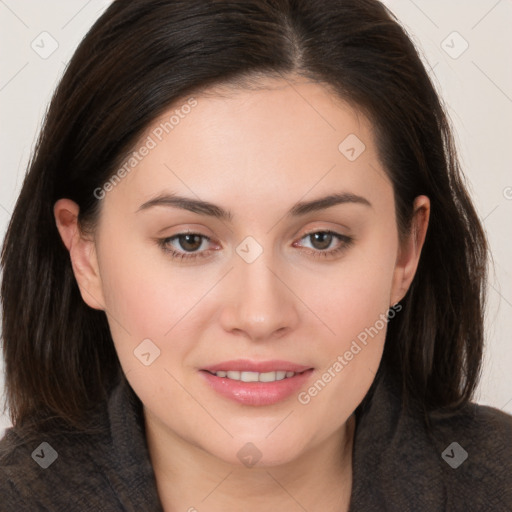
left=390, top=195, right=430, bottom=306
left=53, top=198, right=106, bottom=310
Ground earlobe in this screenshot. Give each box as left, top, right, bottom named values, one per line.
left=53, top=198, right=106, bottom=311
left=390, top=195, right=430, bottom=306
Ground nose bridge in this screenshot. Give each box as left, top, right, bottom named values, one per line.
left=222, top=237, right=298, bottom=340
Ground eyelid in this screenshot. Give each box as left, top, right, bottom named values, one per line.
left=299, top=227, right=351, bottom=240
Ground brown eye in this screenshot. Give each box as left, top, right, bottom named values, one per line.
left=294, top=230, right=354, bottom=260
left=175, top=234, right=203, bottom=252
left=158, top=232, right=215, bottom=261
left=309, top=232, right=334, bottom=251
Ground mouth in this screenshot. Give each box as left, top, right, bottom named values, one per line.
left=200, top=360, right=314, bottom=406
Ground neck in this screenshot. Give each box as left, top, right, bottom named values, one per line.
left=144, top=411, right=356, bottom=512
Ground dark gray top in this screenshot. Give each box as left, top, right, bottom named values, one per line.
left=1, top=368, right=511, bottom=511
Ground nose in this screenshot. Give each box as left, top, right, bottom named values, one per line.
left=219, top=249, right=300, bottom=342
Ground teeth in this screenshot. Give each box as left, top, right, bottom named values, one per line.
left=213, top=370, right=297, bottom=382
left=259, top=371, right=277, bottom=382
left=240, top=371, right=259, bottom=382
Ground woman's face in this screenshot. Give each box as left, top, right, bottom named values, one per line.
left=58, top=76, right=428, bottom=467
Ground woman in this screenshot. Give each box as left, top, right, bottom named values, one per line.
left=1, top=0, right=511, bottom=510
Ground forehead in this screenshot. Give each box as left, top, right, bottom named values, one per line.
left=102, top=76, right=391, bottom=218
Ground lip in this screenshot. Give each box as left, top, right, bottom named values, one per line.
left=200, top=359, right=314, bottom=406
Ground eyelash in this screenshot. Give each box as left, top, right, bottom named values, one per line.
left=157, top=230, right=353, bottom=262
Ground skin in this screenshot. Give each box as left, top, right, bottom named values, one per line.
left=54, top=75, right=430, bottom=512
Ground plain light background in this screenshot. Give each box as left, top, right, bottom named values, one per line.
left=0, top=0, right=511, bottom=438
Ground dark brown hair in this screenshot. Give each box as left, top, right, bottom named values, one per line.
left=1, top=0, right=487, bottom=433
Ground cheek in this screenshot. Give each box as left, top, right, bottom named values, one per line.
left=97, top=221, right=201, bottom=333
left=296, top=232, right=397, bottom=407
left=308, top=230, right=397, bottom=346
left=94, top=225, right=198, bottom=378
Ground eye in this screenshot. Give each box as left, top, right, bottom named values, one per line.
left=294, top=230, right=353, bottom=259
left=157, top=229, right=353, bottom=262
left=157, top=232, right=216, bottom=261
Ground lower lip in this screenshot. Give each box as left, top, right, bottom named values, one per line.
left=200, top=369, right=314, bottom=406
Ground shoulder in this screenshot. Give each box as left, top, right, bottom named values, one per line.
left=352, top=371, right=512, bottom=512
left=0, top=432, right=33, bottom=509
left=0, top=422, right=116, bottom=511
left=0, top=376, right=163, bottom=511
left=428, top=400, right=512, bottom=466
left=426, top=401, right=512, bottom=510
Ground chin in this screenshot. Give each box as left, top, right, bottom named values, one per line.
left=204, top=435, right=309, bottom=470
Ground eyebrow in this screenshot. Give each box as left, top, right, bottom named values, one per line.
left=136, top=192, right=372, bottom=221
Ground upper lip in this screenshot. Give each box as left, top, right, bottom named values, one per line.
left=201, top=359, right=312, bottom=373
